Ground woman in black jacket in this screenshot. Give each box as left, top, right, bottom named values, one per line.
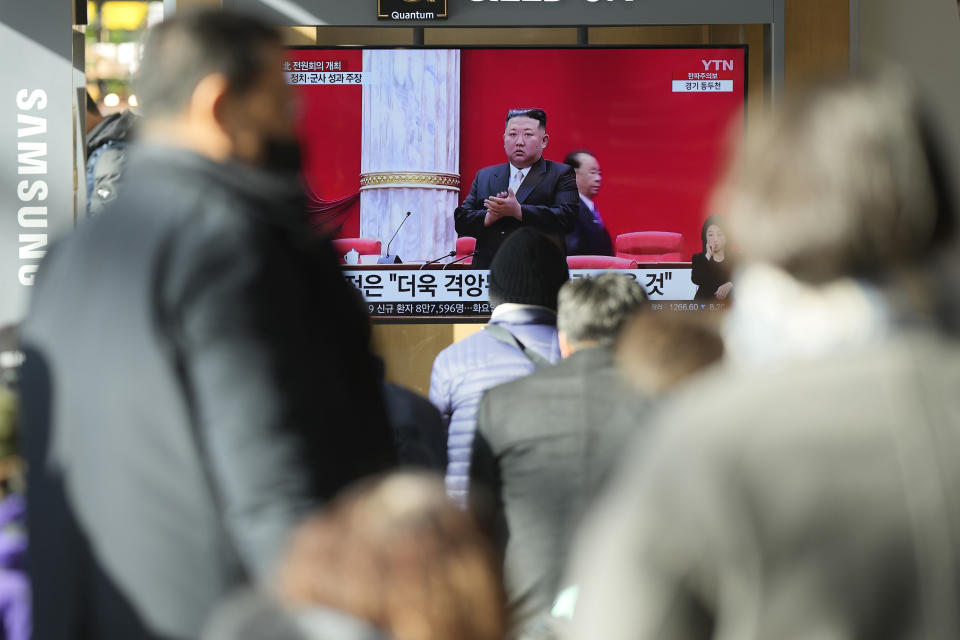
left=691, top=215, right=734, bottom=301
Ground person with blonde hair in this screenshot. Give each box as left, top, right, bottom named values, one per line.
left=277, top=472, right=507, bottom=640
left=614, top=313, right=724, bottom=394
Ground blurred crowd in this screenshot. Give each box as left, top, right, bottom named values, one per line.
left=3, top=9, right=960, bottom=640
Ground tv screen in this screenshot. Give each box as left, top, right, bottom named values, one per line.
left=285, top=46, right=747, bottom=320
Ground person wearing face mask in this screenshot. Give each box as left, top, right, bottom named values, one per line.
left=18, top=12, right=397, bottom=640
left=690, top=215, right=734, bottom=302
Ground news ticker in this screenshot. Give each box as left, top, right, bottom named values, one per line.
left=344, top=268, right=699, bottom=319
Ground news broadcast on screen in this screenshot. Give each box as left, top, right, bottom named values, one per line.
left=285, top=46, right=747, bottom=320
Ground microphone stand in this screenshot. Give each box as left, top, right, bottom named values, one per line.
left=378, top=211, right=412, bottom=264
left=419, top=250, right=457, bottom=271
left=442, top=252, right=479, bottom=270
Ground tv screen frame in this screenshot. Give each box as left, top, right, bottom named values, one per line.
left=285, top=43, right=749, bottom=322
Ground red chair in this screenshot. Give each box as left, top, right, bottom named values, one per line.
left=331, top=238, right=382, bottom=264
left=455, top=236, right=477, bottom=265
left=615, top=232, right=685, bottom=262
left=566, top=255, right=638, bottom=269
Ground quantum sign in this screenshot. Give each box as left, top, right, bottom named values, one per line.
left=378, top=0, right=448, bottom=21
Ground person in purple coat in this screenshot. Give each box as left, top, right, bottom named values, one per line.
left=0, top=387, right=27, bottom=640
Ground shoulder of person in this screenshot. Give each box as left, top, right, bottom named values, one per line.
left=545, top=158, right=575, bottom=174
left=478, top=162, right=508, bottom=175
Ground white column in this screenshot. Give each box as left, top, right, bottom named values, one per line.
left=360, top=50, right=460, bottom=262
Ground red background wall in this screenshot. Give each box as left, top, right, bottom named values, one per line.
left=289, top=47, right=746, bottom=258
left=289, top=49, right=364, bottom=237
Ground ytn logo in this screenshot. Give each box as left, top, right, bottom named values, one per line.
left=702, top=60, right=735, bottom=71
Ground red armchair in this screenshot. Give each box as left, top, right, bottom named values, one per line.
left=455, top=236, right=477, bottom=265
left=615, top=232, right=685, bottom=262
left=331, top=238, right=382, bottom=264
left=566, top=255, right=638, bottom=269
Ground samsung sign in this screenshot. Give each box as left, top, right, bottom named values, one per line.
left=0, top=2, right=77, bottom=326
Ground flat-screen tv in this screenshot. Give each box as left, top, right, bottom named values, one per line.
left=286, top=46, right=747, bottom=320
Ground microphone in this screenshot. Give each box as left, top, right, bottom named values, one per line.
left=378, top=211, right=412, bottom=264
left=419, top=250, right=457, bottom=270
left=442, top=251, right=479, bottom=270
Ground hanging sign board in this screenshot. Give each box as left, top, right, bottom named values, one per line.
left=378, top=0, right=448, bottom=21
left=228, top=0, right=774, bottom=28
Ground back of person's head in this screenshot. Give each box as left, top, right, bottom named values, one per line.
left=556, top=274, right=647, bottom=351
left=715, top=70, right=955, bottom=284
left=487, top=229, right=569, bottom=310
left=615, top=314, right=724, bottom=393
left=135, top=10, right=282, bottom=120
left=277, top=472, right=506, bottom=640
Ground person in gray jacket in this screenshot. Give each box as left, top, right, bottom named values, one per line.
left=19, top=12, right=395, bottom=640
left=564, top=72, right=960, bottom=640
left=430, top=228, right=569, bottom=504
left=470, top=273, right=647, bottom=637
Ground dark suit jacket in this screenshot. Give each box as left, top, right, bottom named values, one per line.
left=382, top=382, right=447, bottom=471
left=469, top=347, right=651, bottom=635
left=20, top=145, right=396, bottom=640
left=454, top=157, right=579, bottom=268
left=565, top=198, right=614, bottom=256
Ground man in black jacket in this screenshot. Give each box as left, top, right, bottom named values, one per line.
left=455, top=108, right=579, bottom=268
left=20, top=12, right=395, bottom=640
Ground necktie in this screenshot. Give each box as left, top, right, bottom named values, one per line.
left=509, top=170, right=525, bottom=194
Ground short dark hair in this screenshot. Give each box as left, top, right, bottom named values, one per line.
left=135, top=10, right=282, bottom=119
left=563, top=150, right=595, bottom=169
left=487, top=229, right=569, bottom=310
left=505, top=108, right=547, bottom=130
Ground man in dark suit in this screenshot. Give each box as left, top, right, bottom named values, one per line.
left=563, top=150, right=614, bottom=256
left=19, top=12, right=395, bottom=640
left=455, top=108, right=579, bottom=268
left=469, top=273, right=648, bottom=637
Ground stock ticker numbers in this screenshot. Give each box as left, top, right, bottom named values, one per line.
left=668, top=302, right=727, bottom=312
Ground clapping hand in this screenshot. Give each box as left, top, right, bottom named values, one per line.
left=484, top=188, right=522, bottom=222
